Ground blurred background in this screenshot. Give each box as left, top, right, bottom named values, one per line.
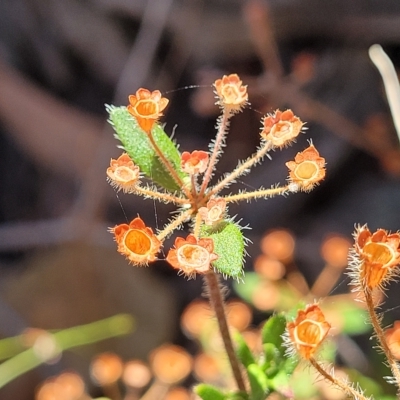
left=1, top=0, right=400, bottom=398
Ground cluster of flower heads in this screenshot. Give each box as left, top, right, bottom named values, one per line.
left=107, top=74, right=326, bottom=278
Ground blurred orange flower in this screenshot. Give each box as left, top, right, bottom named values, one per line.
left=287, top=304, right=331, bottom=360
left=261, top=109, right=304, bottom=148
left=166, top=234, right=218, bottom=277
left=286, top=144, right=326, bottom=191
left=181, top=150, right=209, bottom=174
left=127, top=88, right=169, bottom=133
left=198, top=198, right=226, bottom=226
left=110, top=217, right=162, bottom=266
left=385, top=321, right=400, bottom=359
left=106, top=153, right=140, bottom=193
left=353, top=225, right=400, bottom=289
left=214, top=74, right=248, bottom=112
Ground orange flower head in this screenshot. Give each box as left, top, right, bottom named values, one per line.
left=286, top=144, right=326, bottom=191
left=261, top=109, right=304, bottom=148
left=127, top=88, right=169, bottom=133
left=166, top=234, right=218, bottom=278
left=106, top=153, right=140, bottom=193
left=385, top=321, right=400, bottom=360
left=286, top=304, right=331, bottom=360
left=351, top=225, right=400, bottom=290
left=198, top=198, right=226, bottom=226
left=181, top=150, right=209, bottom=175
left=110, top=217, right=162, bottom=266
left=214, top=74, right=248, bottom=112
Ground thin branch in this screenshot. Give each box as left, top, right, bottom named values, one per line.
left=157, top=209, right=193, bottom=241
left=224, top=185, right=288, bottom=203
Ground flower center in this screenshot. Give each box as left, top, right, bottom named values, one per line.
left=271, top=121, right=292, bottom=138
left=294, top=161, right=318, bottom=180
left=363, top=242, right=394, bottom=267
left=177, top=244, right=210, bottom=269
left=295, top=320, right=323, bottom=347
left=124, top=229, right=152, bottom=256
left=222, top=85, right=239, bottom=103
left=115, top=166, right=137, bottom=183
left=136, top=100, right=157, bottom=117
left=208, top=206, right=222, bottom=222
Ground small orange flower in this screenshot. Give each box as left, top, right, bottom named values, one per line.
left=110, top=217, right=162, bottom=266
left=166, top=234, right=218, bottom=277
left=198, top=198, right=226, bottom=226
left=261, top=109, right=304, bottom=148
left=353, top=225, right=400, bottom=289
left=181, top=150, right=209, bottom=175
left=385, top=321, right=400, bottom=359
left=106, top=153, right=140, bottom=193
left=214, top=74, right=248, bottom=112
left=286, top=144, right=326, bottom=191
left=127, top=88, right=169, bottom=133
left=286, top=304, right=331, bottom=360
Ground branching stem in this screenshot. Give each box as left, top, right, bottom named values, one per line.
left=208, top=140, right=272, bottom=198
left=200, top=109, right=232, bottom=197
left=157, top=210, right=193, bottom=241
left=134, top=186, right=188, bottom=205
left=309, top=357, right=370, bottom=400
left=204, top=271, right=247, bottom=392
left=364, top=287, right=400, bottom=390
left=224, top=185, right=288, bottom=203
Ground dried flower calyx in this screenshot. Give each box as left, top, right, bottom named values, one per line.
left=107, top=153, right=140, bottom=193
left=181, top=151, right=209, bottom=175
left=286, top=144, right=326, bottom=192
left=214, top=74, right=248, bottom=112
left=352, top=225, right=400, bottom=290
left=127, top=88, right=169, bottom=133
left=166, top=234, right=218, bottom=277
left=110, top=217, right=162, bottom=266
left=261, top=109, right=304, bottom=148
left=198, top=198, right=226, bottom=226
left=286, top=304, right=331, bottom=360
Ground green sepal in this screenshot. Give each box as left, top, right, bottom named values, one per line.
left=233, top=330, right=256, bottom=368
left=194, top=384, right=226, bottom=400
left=200, top=221, right=245, bottom=278
left=261, top=314, right=286, bottom=353
left=106, top=105, right=187, bottom=192
left=247, top=363, right=269, bottom=400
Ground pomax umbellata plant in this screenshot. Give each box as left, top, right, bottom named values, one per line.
left=106, top=73, right=400, bottom=399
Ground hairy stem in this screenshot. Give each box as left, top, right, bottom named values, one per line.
left=134, top=186, right=188, bottom=205
left=224, top=185, right=288, bottom=203
left=157, top=209, right=193, bottom=241
left=208, top=140, right=272, bottom=198
left=364, top=287, right=400, bottom=390
left=309, top=358, right=370, bottom=400
left=204, top=271, right=246, bottom=392
left=200, top=109, right=232, bottom=197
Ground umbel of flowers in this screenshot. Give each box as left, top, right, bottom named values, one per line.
left=106, top=74, right=326, bottom=395
left=106, top=74, right=326, bottom=278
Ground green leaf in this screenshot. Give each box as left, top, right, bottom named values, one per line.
left=247, top=364, right=269, bottom=400
left=200, top=221, right=245, bottom=279
left=261, top=314, right=286, bottom=352
left=262, top=343, right=281, bottom=377
left=233, top=331, right=256, bottom=367
left=194, top=384, right=226, bottom=400
left=107, top=105, right=187, bottom=192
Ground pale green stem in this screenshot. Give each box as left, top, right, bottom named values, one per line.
left=204, top=271, right=247, bottom=392
left=309, top=357, right=370, bottom=400
left=199, top=109, right=232, bottom=197
left=156, top=209, right=193, bottom=241
left=134, top=186, right=188, bottom=205
left=0, top=314, right=133, bottom=389
left=208, top=140, right=272, bottom=198
left=224, top=185, right=288, bottom=203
